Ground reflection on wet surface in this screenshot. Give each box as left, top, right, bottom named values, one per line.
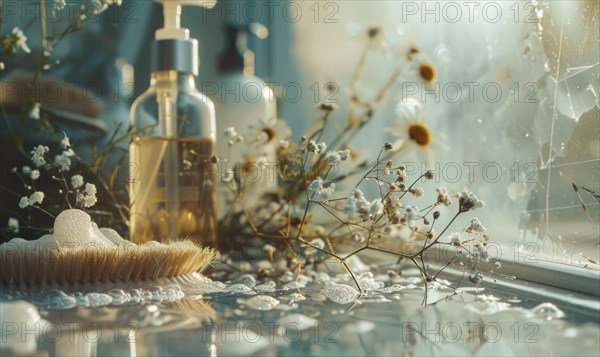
left=1, top=265, right=599, bottom=356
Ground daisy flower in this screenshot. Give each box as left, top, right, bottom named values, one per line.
left=348, top=24, right=388, bottom=52
left=247, top=118, right=291, bottom=147
left=386, top=98, right=447, bottom=169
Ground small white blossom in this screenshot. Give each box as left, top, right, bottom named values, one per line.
left=404, top=205, right=419, bottom=221
left=466, top=217, right=486, bottom=234
left=182, top=160, right=192, bottom=170
left=345, top=189, right=370, bottom=216
left=323, top=151, right=341, bottom=165
left=307, top=140, right=319, bottom=153
left=84, top=183, right=97, bottom=196
left=11, top=27, right=31, bottom=54
left=53, top=0, right=66, bottom=10
left=71, top=175, right=84, bottom=189
left=54, top=151, right=71, bottom=172
left=19, top=197, right=30, bottom=208
left=410, top=187, right=424, bottom=198
left=223, top=127, right=238, bottom=138
left=30, top=145, right=49, bottom=167
left=28, top=191, right=45, bottom=205
left=60, top=133, right=71, bottom=150
left=83, top=194, right=97, bottom=208
left=30, top=170, right=40, bottom=180
left=369, top=198, right=383, bottom=215
left=0, top=62, right=4, bottom=71
left=448, top=233, right=461, bottom=247
left=458, top=191, right=485, bottom=212
left=317, top=142, right=327, bottom=153
left=29, top=103, right=41, bottom=120
left=22, top=166, right=31, bottom=175
left=7, top=217, right=19, bottom=233
left=436, top=187, right=452, bottom=206
left=338, top=149, right=351, bottom=161
left=308, top=177, right=335, bottom=200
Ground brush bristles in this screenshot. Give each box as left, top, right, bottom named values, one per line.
left=0, top=241, right=214, bottom=290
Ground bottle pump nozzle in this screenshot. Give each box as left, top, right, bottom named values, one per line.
left=155, top=0, right=216, bottom=40
left=152, top=0, right=216, bottom=75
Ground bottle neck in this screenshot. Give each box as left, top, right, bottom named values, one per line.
left=150, top=71, right=197, bottom=90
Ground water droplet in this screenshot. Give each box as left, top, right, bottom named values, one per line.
left=237, top=274, right=257, bottom=287
left=239, top=295, right=280, bottom=311
left=255, top=284, right=277, bottom=293
left=531, top=302, right=565, bottom=320
left=85, top=292, right=112, bottom=307
left=322, top=282, right=360, bottom=304
left=225, top=284, right=256, bottom=295
left=108, top=289, right=129, bottom=305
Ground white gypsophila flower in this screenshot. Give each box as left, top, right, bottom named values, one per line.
left=84, top=183, right=97, bottom=196
left=338, top=149, right=351, bottom=161
left=436, top=187, right=452, bottom=206
left=0, top=62, right=4, bottom=70
left=22, top=166, right=31, bottom=175
left=448, top=233, right=461, bottom=246
left=53, top=0, right=66, bottom=10
left=458, top=191, right=485, bottom=212
left=83, top=194, right=97, bottom=208
left=8, top=217, right=19, bottom=233
left=307, top=140, right=319, bottom=153
left=71, top=175, right=84, bottom=189
left=410, top=187, right=424, bottom=198
left=323, top=151, right=341, bottom=165
left=30, top=170, right=40, bottom=181
left=28, top=191, right=45, bottom=205
left=30, top=145, right=49, bottom=167
left=466, top=217, right=486, bottom=234
left=18, top=197, right=29, bottom=208
left=308, top=177, right=335, bottom=200
left=11, top=27, right=31, bottom=54
left=54, top=152, right=71, bottom=172
left=223, top=127, right=238, bottom=138
left=369, top=198, right=383, bottom=215
left=404, top=205, right=419, bottom=221
left=317, top=142, right=327, bottom=153
left=60, top=133, right=71, bottom=150
left=344, top=189, right=369, bottom=216
left=76, top=192, right=85, bottom=205
left=29, top=103, right=41, bottom=120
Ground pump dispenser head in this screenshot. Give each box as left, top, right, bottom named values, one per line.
left=152, top=0, right=217, bottom=75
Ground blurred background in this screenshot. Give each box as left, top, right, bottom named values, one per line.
left=1, top=0, right=598, bottom=263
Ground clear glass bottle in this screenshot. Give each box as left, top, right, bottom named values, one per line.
left=129, top=70, right=217, bottom=245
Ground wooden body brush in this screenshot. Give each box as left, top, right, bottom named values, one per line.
left=0, top=209, right=213, bottom=290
